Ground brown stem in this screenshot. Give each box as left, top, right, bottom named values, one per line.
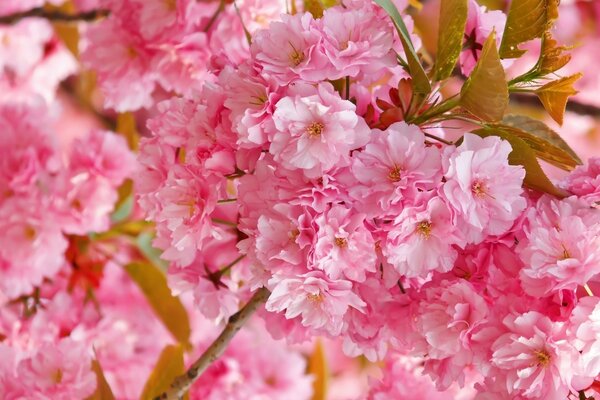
left=154, top=287, right=271, bottom=400
left=510, top=93, right=600, bottom=119
left=0, top=8, right=109, bottom=25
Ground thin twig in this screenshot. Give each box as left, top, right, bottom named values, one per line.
left=0, top=8, right=109, bottom=24
left=203, top=0, right=225, bottom=32
left=154, top=287, right=271, bottom=400
left=423, top=132, right=453, bottom=145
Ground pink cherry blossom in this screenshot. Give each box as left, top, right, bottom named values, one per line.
left=81, top=16, right=157, bottom=112
left=442, top=133, right=526, bottom=243
left=414, top=280, right=488, bottom=369
left=251, top=12, right=331, bottom=85
left=269, top=82, right=370, bottom=178
left=349, top=122, right=442, bottom=217
left=460, top=0, right=508, bottom=76
left=266, top=271, right=366, bottom=336
left=518, top=196, right=600, bottom=296
left=562, top=157, right=600, bottom=206
left=313, top=204, right=377, bottom=282
left=490, top=311, right=580, bottom=399
left=68, top=129, right=136, bottom=186
left=151, top=165, right=225, bottom=266
left=17, top=338, right=97, bottom=400
left=320, top=6, right=396, bottom=80
left=385, top=194, right=464, bottom=278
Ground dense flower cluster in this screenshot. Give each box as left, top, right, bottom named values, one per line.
left=80, top=0, right=290, bottom=111
left=2, top=0, right=600, bottom=398
left=0, top=6, right=315, bottom=399
left=135, top=1, right=600, bottom=398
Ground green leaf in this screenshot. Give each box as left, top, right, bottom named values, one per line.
left=111, top=179, right=134, bottom=223
left=136, top=231, right=168, bottom=270
left=86, top=360, right=116, bottom=400
left=535, top=73, right=582, bottom=125
left=473, top=127, right=568, bottom=197
left=373, top=0, right=431, bottom=96
left=499, top=114, right=582, bottom=170
left=124, top=262, right=191, bottom=348
left=499, top=0, right=559, bottom=59
left=460, top=31, right=508, bottom=121
left=433, top=0, right=468, bottom=80
left=307, top=339, right=329, bottom=400
left=141, top=344, right=188, bottom=400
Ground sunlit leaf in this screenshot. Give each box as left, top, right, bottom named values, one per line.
left=499, top=0, right=559, bottom=58
left=141, top=345, right=188, bottom=400
left=432, top=0, right=468, bottom=80
left=408, top=0, right=423, bottom=10
left=116, top=113, right=139, bottom=151
left=303, top=0, right=337, bottom=17
left=374, top=0, right=431, bottom=96
left=499, top=114, right=581, bottom=169
left=460, top=31, right=508, bottom=121
left=307, top=339, right=329, bottom=400
left=535, top=74, right=581, bottom=125
left=124, top=262, right=191, bottom=347
left=473, top=128, right=568, bottom=197
left=538, top=32, right=571, bottom=74
left=86, top=360, right=115, bottom=400
left=46, top=2, right=79, bottom=56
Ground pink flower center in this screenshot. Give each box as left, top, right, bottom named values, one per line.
left=558, top=244, right=571, bottom=260
left=305, top=122, right=324, bottom=138
left=178, top=199, right=197, bottom=217
left=52, top=368, right=64, bottom=384
left=289, top=228, right=300, bottom=242
left=416, top=220, right=432, bottom=239
left=24, top=226, right=37, bottom=241
left=388, top=165, right=402, bottom=182
left=334, top=237, right=348, bottom=248
left=164, top=0, right=177, bottom=11
left=471, top=180, right=487, bottom=198
left=533, top=349, right=552, bottom=367
left=288, top=43, right=305, bottom=66
left=307, top=292, right=324, bottom=303
left=127, top=46, right=138, bottom=59
left=264, top=375, right=277, bottom=387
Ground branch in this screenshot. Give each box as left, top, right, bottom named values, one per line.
left=0, top=8, right=109, bottom=25
left=510, top=93, right=600, bottom=119
left=154, top=287, right=271, bottom=400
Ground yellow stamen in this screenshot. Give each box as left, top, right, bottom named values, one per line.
left=533, top=349, right=551, bottom=367
left=52, top=369, right=63, bottom=384
left=307, top=292, right=324, bottom=303
left=289, top=228, right=300, bottom=242
left=388, top=165, right=402, bottom=182
left=416, top=220, right=432, bottom=239
left=471, top=181, right=486, bottom=198
left=305, top=122, right=324, bottom=137
left=289, top=43, right=305, bottom=66
left=24, top=226, right=36, bottom=241
left=334, top=237, right=348, bottom=248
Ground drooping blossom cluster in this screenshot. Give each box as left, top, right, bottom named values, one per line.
left=135, top=1, right=600, bottom=398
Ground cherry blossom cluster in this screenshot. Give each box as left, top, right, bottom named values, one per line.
left=136, top=1, right=600, bottom=398
left=79, top=0, right=290, bottom=112
left=0, top=10, right=314, bottom=399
